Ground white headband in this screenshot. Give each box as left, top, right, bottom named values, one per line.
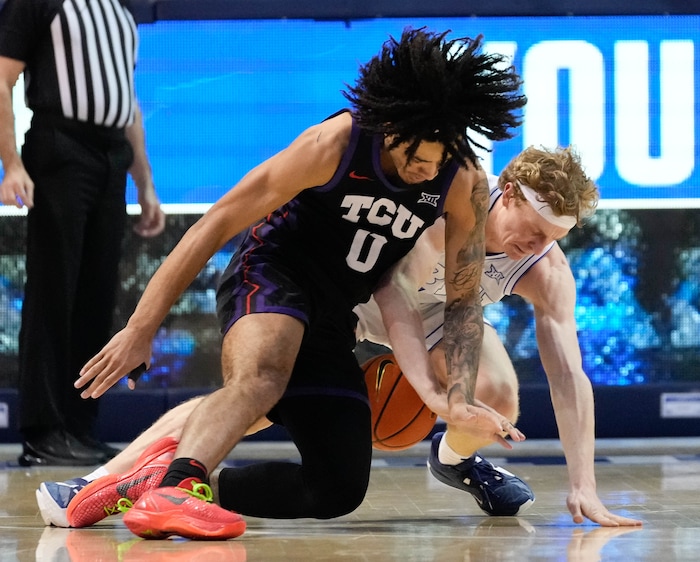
left=517, top=182, right=577, bottom=229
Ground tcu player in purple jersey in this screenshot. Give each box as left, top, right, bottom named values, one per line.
left=55, top=29, right=526, bottom=539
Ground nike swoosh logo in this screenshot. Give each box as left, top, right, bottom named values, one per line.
left=157, top=492, right=189, bottom=505
left=349, top=170, right=373, bottom=181
left=189, top=459, right=207, bottom=472
left=116, top=474, right=156, bottom=497
left=374, top=359, right=394, bottom=395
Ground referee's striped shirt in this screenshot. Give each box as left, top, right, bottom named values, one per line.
left=0, top=0, right=138, bottom=129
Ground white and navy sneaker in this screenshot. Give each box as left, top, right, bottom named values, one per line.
left=427, top=432, right=535, bottom=516
left=36, top=478, right=88, bottom=527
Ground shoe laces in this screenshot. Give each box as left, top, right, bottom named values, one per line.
left=471, top=459, right=517, bottom=487
left=104, top=497, right=134, bottom=517
left=176, top=480, right=214, bottom=503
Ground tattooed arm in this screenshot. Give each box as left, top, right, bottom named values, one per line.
left=443, top=168, right=487, bottom=406
left=441, top=168, right=519, bottom=442
left=372, top=223, right=451, bottom=418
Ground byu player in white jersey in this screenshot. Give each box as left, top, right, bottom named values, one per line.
left=368, top=146, right=640, bottom=526
left=356, top=175, right=559, bottom=349
left=36, top=147, right=641, bottom=528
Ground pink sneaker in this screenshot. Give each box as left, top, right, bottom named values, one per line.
left=123, top=479, right=246, bottom=540
left=67, top=436, right=178, bottom=528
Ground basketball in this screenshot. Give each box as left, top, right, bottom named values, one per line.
left=363, top=353, right=437, bottom=451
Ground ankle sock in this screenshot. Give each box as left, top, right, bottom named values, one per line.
left=437, top=435, right=474, bottom=466
left=81, top=466, right=109, bottom=483
left=159, top=457, right=208, bottom=488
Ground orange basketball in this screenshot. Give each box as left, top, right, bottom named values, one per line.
left=363, top=353, right=437, bottom=451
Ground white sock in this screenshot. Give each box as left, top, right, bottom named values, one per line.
left=81, top=466, right=109, bottom=483
left=437, top=434, right=473, bottom=466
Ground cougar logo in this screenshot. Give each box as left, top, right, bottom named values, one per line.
left=484, top=264, right=506, bottom=284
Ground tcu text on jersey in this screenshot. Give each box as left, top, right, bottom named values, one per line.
left=340, top=194, right=426, bottom=273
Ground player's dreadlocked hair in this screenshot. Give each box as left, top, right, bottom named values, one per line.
left=343, top=28, right=527, bottom=168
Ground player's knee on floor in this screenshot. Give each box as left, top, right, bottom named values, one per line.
left=306, top=474, right=369, bottom=519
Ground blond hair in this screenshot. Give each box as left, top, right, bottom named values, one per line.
left=498, top=146, right=599, bottom=226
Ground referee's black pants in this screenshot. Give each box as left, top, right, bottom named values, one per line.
left=18, top=115, right=133, bottom=439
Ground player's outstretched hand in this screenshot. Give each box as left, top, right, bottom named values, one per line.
left=567, top=488, right=643, bottom=527
left=75, top=327, right=153, bottom=398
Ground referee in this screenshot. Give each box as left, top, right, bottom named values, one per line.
left=0, top=0, right=166, bottom=466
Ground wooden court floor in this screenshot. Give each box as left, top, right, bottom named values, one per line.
left=1, top=438, right=700, bottom=561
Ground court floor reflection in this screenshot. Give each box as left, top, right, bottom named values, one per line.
left=2, top=441, right=700, bottom=561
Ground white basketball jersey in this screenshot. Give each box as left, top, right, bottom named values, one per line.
left=416, top=176, right=555, bottom=307
left=354, top=175, right=556, bottom=349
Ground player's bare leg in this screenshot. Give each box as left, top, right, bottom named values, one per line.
left=37, top=395, right=273, bottom=527
left=427, top=326, right=533, bottom=516
left=430, top=325, right=520, bottom=455
left=103, top=398, right=272, bottom=474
